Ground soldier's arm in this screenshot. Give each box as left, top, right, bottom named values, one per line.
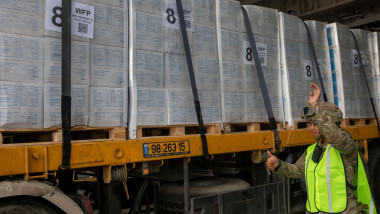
left=274, top=151, right=306, bottom=178
left=314, top=118, right=356, bottom=155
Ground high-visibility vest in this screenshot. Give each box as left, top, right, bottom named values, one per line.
left=305, top=143, right=377, bottom=214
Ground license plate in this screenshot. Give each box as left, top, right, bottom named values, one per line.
left=143, top=140, right=190, bottom=158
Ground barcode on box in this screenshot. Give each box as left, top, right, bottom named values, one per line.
left=259, top=57, right=264, bottom=64
left=78, top=22, right=88, bottom=34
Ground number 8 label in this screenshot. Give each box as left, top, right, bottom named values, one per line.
left=246, top=47, right=253, bottom=61
left=163, top=0, right=194, bottom=32
left=352, top=49, right=363, bottom=67
left=45, top=0, right=63, bottom=32
left=166, top=8, right=176, bottom=24
left=52, top=6, right=62, bottom=27
left=303, top=60, right=313, bottom=81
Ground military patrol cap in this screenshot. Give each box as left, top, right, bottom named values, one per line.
left=302, top=102, right=343, bottom=124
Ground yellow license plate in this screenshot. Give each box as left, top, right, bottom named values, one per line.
left=143, top=140, right=190, bottom=158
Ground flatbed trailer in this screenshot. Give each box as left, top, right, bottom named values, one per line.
left=0, top=124, right=377, bottom=177
left=0, top=123, right=379, bottom=213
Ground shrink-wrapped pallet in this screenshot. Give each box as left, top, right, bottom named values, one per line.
left=129, top=0, right=220, bottom=138
left=218, top=4, right=282, bottom=123
left=0, top=81, right=43, bottom=129
left=280, top=13, right=333, bottom=126
left=44, top=84, right=89, bottom=128
left=351, top=29, right=376, bottom=118
left=327, top=23, right=375, bottom=118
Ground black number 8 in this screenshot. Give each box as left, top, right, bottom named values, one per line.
left=52, top=6, right=62, bottom=27
left=354, top=54, right=358, bottom=64
left=246, top=47, right=252, bottom=61
left=306, top=65, right=311, bottom=77
left=166, top=8, right=176, bottom=24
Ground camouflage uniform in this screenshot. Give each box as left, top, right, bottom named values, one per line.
left=274, top=103, right=362, bottom=214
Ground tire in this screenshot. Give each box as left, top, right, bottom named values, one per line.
left=157, top=177, right=250, bottom=214
left=368, top=144, right=380, bottom=207
left=0, top=198, right=62, bottom=214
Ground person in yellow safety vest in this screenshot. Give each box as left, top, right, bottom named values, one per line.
left=265, top=83, right=377, bottom=214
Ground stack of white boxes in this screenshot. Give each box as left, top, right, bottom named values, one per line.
left=44, top=0, right=123, bottom=128
left=280, top=13, right=333, bottom=127
left=129, top=0, right=220, bottom=137
left=242, top=5, right=282, bottom=123
left=327, top=23, right=375, bottom=118
left=218, top=0, right=244, bottom=123
left=0, top=1, right=44, bottom=129
left=129, top=0, right=167, bottom=129
left=351, top=29, right=376, bottom=118
left=170, top=0, right=220, bottom=126
left=43, top=36, right=90, bottom=128
left=218, top=1, right=282, bottom=124
left=89, top=0, right=125, bottom=127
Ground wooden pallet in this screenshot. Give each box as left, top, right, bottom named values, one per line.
left=341, top=118, right=378, bottom=127
left=223, top=121, right=285, bottom=133
left=285, top=121, right=310, bottom=130
left=136, top=124, right=222, bottom=138
left=0, top=126, right=127, bottom=144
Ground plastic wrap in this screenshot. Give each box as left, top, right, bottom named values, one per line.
left=218, top=5, right=281, bottom=123
left=327, top=23, right=375, bottom=118
left=280, top=13, right=333, bottom=126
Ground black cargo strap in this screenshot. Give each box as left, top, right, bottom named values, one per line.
left=60, top=0, right=72, bottom=169
left=350, top=32, right=380, bottom=132
left=303, top=21, right=328, bottom=102
left=176, top=0, right=208, bottom=157
left=241, top=7, right=280, bottom=150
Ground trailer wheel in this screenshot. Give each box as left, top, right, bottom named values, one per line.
left=0, top=197, right=62, bottom=214
left=157, top=177, right=250, bottom=214
left=368, top=145, right=380, bottom=206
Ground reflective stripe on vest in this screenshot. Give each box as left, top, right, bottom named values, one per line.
left=356, top=153, right=377, bottom=214
left=305, top=143, right=347, bottom=213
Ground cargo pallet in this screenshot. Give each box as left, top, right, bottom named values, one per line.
left=0, top=126, right=127, bottom=144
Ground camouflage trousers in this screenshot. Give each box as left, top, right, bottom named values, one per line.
left=305, top=198, right=363, bottom=214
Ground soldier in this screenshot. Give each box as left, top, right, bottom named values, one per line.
left=265, top=83, right=376, bottom=214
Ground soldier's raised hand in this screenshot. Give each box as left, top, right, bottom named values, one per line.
left=265, top=150, right=279, bottom=171
left=308, top=83, right=321, bottom=107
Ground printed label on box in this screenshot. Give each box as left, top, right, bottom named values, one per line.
left=243, top=41, right=267, bottom=66
left=303, top=60, right=313, bottom=81
left=163, top=0, right=194, bottom=32
left=351, top=49, right=368, bottom=67
left=45, top=0, right=94, bottom=39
